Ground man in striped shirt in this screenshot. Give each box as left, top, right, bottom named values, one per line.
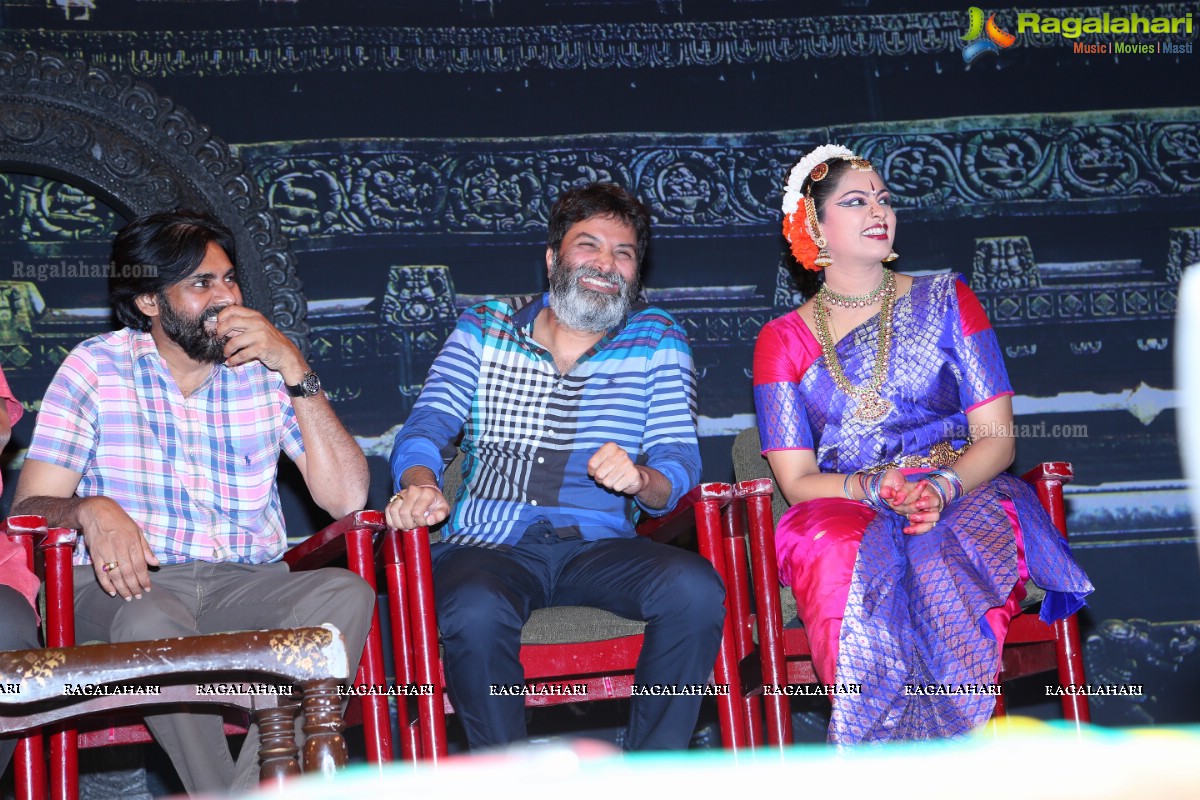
left=14, top=209, right=373, bottom=795
left=388, top=183, right=725, bottom=751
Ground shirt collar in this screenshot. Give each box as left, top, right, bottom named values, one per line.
left=130, top=329, right=161, bottom=362
left=128, top=328, right=225, bottom=390
left=510, top=293, right=548, bottom=331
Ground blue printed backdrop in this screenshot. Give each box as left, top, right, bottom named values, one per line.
left=1, top=0, right=1198, bottom=728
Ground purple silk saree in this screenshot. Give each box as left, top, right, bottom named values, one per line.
left=753, top=273, right=1093, bottom=743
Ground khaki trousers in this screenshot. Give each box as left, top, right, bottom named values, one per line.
left=73, top=560, right=374, bottom=796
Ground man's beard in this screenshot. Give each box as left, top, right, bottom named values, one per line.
left=547, top=252, right=638, bottom=333
left=158, top=296, right=229, bottom=364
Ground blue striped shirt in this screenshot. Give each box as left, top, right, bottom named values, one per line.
left=390, top=293, right=701, bottom=548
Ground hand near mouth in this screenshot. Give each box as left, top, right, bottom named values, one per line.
left=211, top=305, right=307, bottom=382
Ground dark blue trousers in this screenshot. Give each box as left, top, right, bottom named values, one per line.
left=430, top=521, right=726, bottom=751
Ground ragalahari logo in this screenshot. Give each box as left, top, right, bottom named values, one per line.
left=961, top=7, right=1017, bottom=63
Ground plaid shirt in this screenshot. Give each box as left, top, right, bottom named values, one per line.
left=27, top=329, right=304, bottom=565
left=391, top=293, right=701, bottom=549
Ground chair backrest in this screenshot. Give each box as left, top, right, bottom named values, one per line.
left=428, top=450, right=464, bottom=542
left=442, top=451, right=464, bottom=512
left=732, top=427, right=788, bottom=523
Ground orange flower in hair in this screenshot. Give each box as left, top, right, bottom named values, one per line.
left=780, top=144, right=856, bottom=272
left=782, top=205, right=822, bottom=272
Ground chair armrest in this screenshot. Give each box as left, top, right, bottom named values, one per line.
left=282, top=510, right=386, bottom=572
left=6, top=515, right=79, bottom=647
left=1020, top=462, right=1074, bottom=486
left=3, top=515, right=46, bottom=573
left=1020, top=462, right=1073, bottom=539
left=634, top=482, right=733, bottom=544
left=733, top=478, right=774, bottom=501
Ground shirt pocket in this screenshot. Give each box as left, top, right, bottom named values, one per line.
left=220, top=429, right=279, bottom=519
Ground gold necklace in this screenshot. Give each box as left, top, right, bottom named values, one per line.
left=819, top=272, right=889, bottom=309
left=813, top=269, right=895, bottom=421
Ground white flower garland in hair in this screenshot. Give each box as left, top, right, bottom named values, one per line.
left=781, top=143, right=856, bottom=215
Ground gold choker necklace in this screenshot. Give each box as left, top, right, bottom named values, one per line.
left=813, top=270, right=896, bottom=421
left=819, top=272, right=890, bottom=309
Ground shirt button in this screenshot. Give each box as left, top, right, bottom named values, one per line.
left=537, top=457, right=545, bottom=464
left=531, top=500, right=538, bottom=506
left=547, top=430, right=556, bottom=437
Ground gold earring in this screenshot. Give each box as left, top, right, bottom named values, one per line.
left=883, top=249, right=899, bottom=263
left=814, top=235, right=833, bottom=268
left=807, top=203, right=833, bottom=268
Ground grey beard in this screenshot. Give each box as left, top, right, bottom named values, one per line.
left=548, top=259, right=635, bottom=333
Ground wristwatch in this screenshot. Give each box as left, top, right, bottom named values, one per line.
left=285, top=370, right=322, bottom=398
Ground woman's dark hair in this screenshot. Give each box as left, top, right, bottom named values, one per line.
left=547, top=182, right=651, bottom=265
left=109, top=209, right=237, bottom=331
left=789, top=261, right=824, bottom=300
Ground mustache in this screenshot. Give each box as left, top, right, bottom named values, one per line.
left=201, top=304, right=232, bottom=333
left=198, top=299, right=230, bottom=338
left=202, top=304, right=230, bottom=323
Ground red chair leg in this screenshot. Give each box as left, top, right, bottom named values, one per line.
left=381, top=530, right=422, bottom=760
left=5, top=527, right=45, bottom=800
left=398, top=527, right=448, bottom=761
left=343, top=527, right=394, bottom=765
left=1054, top=614, right=1091, bottom=725
left=744, top=490, right=792, bottom=747
left=1023, top=463, right=1091, bottom=727
left=720, top=495, right=762, bottom=746
left=48, top=723, right=75, bottom=800
left=694, top=496, right=747, bottom=750
left=43, top=533, right=77, bottom=800
left=14, top=733, right=45, bottom=800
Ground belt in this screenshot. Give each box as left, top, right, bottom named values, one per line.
left=866, top=441, right=967, bottom=474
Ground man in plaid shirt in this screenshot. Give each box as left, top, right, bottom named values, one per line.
left=14, top=209, right=373, bottom=795
left=388, top=183, right=725, bottom=751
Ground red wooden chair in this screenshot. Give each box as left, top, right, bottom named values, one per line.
left=3, top=510, right=390, bottom=800
left=382, top=465, right=748, bottom=761
left=727, top=427, right=1090, bottom=746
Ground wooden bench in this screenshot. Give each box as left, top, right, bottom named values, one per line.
left=0, top=625, right=350, bottom=787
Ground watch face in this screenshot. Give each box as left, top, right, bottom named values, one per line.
left=300, top=371, right=321, bottom=396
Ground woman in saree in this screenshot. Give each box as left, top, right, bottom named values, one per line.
left=752, top=144, right=1093, bottom=743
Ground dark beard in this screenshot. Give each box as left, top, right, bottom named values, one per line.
left=547, top=252, right=638, bottom=333
left=158, top=296, right=228, bottom=364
